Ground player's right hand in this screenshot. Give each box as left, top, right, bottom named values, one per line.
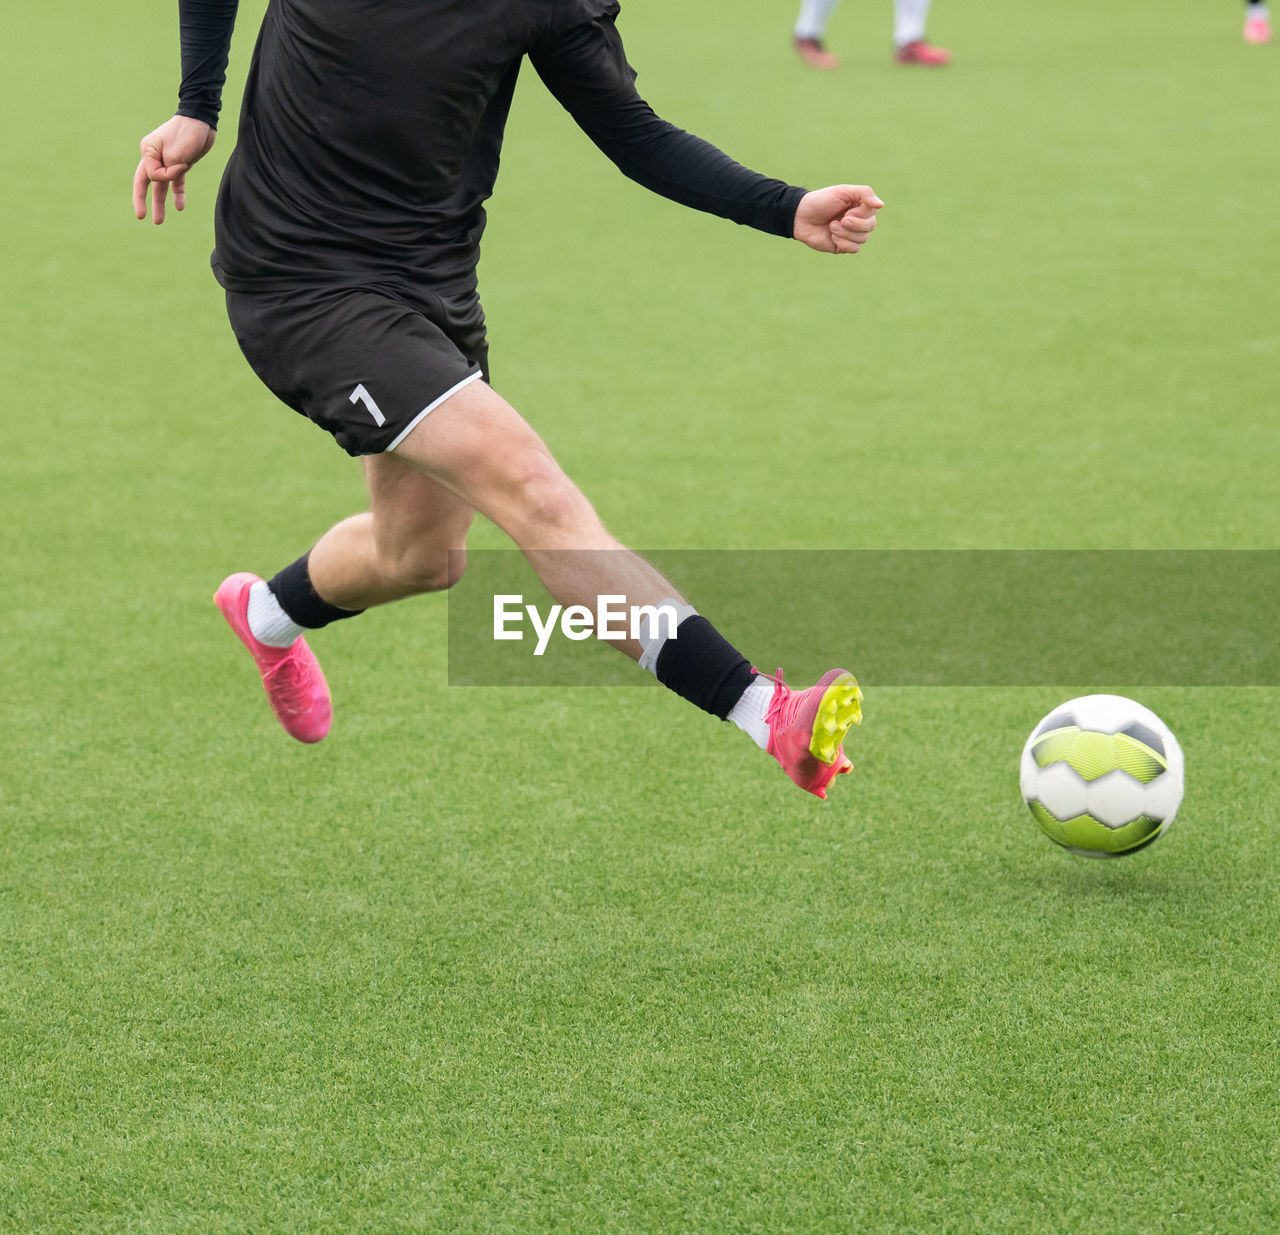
left=133, top=116, right=216, bottom=225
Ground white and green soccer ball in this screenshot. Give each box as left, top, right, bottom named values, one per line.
left=1020, top=694, right=1184, bottom=858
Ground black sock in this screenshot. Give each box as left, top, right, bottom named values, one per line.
left=654, top=615, right=755, bottom=721
left=267, top=552, right=365, bottom=629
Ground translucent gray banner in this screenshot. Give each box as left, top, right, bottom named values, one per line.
left=446, top=550, right=1278, bottom=686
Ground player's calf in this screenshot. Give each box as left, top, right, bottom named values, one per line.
left=371, top=543, right=468, bottom=599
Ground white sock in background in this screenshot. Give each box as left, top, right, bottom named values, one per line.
left=795, top=0, right=842, bottom=40
left=246, top=580, right=305, bottom=648
left=728, top=675, right=775, bottom=751
left=894, top=0, right=933, bottom=46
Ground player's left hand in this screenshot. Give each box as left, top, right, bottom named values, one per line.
left=793, top=185, right=884, bottom=255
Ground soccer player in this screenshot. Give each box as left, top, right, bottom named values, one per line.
left=1244, top=1, right=1272, bottom=42
left=793, top=0, right=951, bottom=69
left=133, top=0, right=877, bottom=800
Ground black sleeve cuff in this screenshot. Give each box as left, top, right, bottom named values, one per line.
left=176, top=104, right=221, bottom=130
left=774, top=185, right=808, bottom=240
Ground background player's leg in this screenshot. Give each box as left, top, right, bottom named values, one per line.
left=893, top=0, right=950, bottom=62
left=894, top=0, right=930, bottom=46
left=794, top=0, right=840, bottom=39
left=1244, top=1, right=1271, bottom=42
left=306, top=452, right=477, bottom=611
left=793, top=0, right=842, bottom=67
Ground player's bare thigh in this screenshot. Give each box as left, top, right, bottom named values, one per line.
left=387, top=377, right=613, bottom=551
left=382, top=378, right=684, bottom=659
left=308, top=378, right=604, bottom=609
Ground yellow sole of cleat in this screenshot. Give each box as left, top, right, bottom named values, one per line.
left=809, top=672, right=864, bottom=765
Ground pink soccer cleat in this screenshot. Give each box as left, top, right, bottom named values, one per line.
left=214, top=572, right=332, bottom=744
left=1244, top=15, right=1272, bottom=42
left=793, top=36, right=841, bottom=69
left=895, top=39, right=952, bottom=65
left=761, top=667, right=863, bottom=800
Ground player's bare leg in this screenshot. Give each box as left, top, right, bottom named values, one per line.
left=220, top=379, right=861, bottom=795
left=213, top=451, right=474, bottom=746
left=383, top=378, right=687, bottom=662
left=307, top=452, right=477, bottom=610
left=379, top=380, right=861, bottom=793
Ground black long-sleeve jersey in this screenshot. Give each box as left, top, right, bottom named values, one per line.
left=176, top=0, right=808, bottom=296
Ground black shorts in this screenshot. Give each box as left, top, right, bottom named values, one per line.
left=224, top=283, right=489, bottom=456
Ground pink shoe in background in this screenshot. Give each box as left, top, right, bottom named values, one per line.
left=1244, top=15, right=1272, bottom=42
left=794, top=36, right=841, bottom=69
left=895, top=40, right=952, bottom=65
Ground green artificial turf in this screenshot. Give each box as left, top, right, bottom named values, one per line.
left=3, top=0, right=1278, bottom=1230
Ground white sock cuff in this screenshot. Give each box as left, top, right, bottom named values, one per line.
left=728, top=674, right=775, bottom=751
left=246, top=580, right=306, bottom=648
left=636, top=598, right=698, bottom=676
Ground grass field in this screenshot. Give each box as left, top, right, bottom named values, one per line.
left=3, top=0, right=1279, bottom=1230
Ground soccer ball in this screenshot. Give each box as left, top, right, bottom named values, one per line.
left=1020, top=694, right=1184, bottom=858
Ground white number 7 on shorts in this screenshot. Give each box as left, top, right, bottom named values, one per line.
left=349, top=383, right=386, bottom=426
